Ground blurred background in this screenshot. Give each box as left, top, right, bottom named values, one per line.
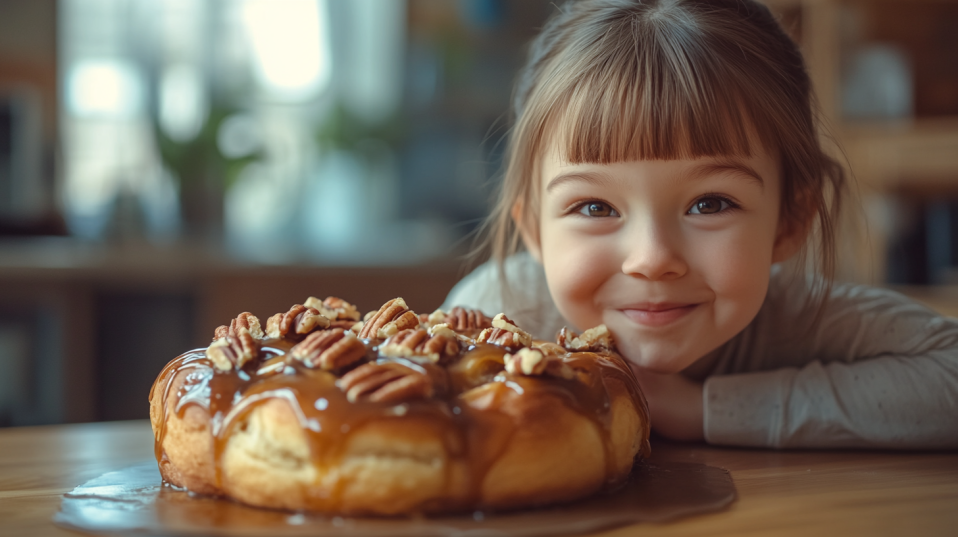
left=0, top=0, right=956, bottom=427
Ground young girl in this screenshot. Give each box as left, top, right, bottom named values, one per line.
left=443, top=0, right=958, bottom=449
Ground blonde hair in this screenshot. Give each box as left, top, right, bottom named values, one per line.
left=482, top=0, right=845, bottom=286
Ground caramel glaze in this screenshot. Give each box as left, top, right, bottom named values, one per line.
left=150, top=336, right=651, bottom=513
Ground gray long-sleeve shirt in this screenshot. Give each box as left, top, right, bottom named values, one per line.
left=442, top=253, right=958, bottom=449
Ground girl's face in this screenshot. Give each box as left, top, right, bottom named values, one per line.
left=531, top=145, right=799, bottom=373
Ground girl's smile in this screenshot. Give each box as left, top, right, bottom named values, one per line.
left=619, top=302, right=700, bottom=327
left=526, top=143, right=805, bottom=373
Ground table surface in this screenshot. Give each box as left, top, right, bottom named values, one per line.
left=1, top=421, right=956, bottom=537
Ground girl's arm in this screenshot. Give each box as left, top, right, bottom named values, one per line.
left=702, top=272, right=958, bottom=449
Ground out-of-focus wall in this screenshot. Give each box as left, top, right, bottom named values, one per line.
left=0, top=0, right=56, bottom=140
left=0, top=0, right=59, bottom=225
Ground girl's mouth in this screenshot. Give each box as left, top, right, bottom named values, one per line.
left=620, top=303, right=698, bottom=327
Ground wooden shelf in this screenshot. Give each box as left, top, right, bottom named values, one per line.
left=842, top=117, right=958, bottom=192
left=760, top=0, right=958, bottom=284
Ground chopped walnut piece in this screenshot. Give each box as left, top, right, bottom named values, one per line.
left=304, top=296, right=362, bottom=322
left=504, top=347, right=545, bottom=375
left=421, top=309, right=448, bottom=328
left=557, top=324, right=614, bottom=352
left=379, top=327, right=461, bottom=363
left=295, top=308, right=331, bottom=334
left=477, top=327, right=527, bottom=349
left=429, top=322, right=475, bottom=346
left=213, top=325, right=229, bottom=341
left=337, top=361, right=436, bottom=403
left=504, top=347, right=573, bottom=379
left=490, top=313, right=533, bottom=347
left=276, top=304, right=313, bottom=336
left=265, top=304, right=330, bottom=339
left=303, top=296, right=329, bottom=316
left=323, top=296, right=361, bottom=321
left=380, top=311, right=420, bottom=338
left=427, top=322, right=458, bottom=340
left=358, top=298, right=421, bottom=339
left=235, top=312, right=264, bottom=339
left=290, top=328, right=368, bottom=370
left=207, top=330, right=260, bottom=371
left=213, top=312, right=264, bottom=341
left=265, top=313, right=282, bottom=338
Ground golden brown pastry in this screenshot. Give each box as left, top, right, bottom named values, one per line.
left=149, top=297, right=650, bottom=515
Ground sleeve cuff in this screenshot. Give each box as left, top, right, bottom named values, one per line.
left=703, top=368, right=797, bottom=448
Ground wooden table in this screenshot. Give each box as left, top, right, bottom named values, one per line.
left=1, top=421, right=956, bottom=536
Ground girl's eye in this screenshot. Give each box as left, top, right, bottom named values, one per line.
left=578, top=202, right=618, bottom=217
left=688, top=196, right=733, bottom=215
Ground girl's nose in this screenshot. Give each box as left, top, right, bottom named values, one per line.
left=620, top=223, right=688, bottom=281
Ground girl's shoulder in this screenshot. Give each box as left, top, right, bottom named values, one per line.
left=442, top=252, right=541, bottom=310
left=766, top=266, right=944, bottom=320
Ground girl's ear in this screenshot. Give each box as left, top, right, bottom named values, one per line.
left=512, top=200, right=543, bottom=263
left=771, top=209, right=813, bottom=263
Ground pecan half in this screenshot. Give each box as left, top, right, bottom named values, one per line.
left=213, top=312, right=264, bottom=341
left=337, top=361, right=435, bottom=403
left=477, top=327, right=527, bottom=349
left=504, top=347, right=573, bottom=379
left=290, top=328, right=368, bottom=370
left=207, top=330, right=260, bottom=371
left=358, top=298, right=420, bottom=339
left=379, top=327, right=460, bottom=363
left=489, top=313, right=533, bottom=347
left=304, top=296, right=362, bottom=322
left=557, top=324, right=614, bottom=352
left=265, top=304, right=330, bottom=339
left=445, top=307, right=493, bottom=332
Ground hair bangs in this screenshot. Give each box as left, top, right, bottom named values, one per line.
left=540, top=14, right=766, bottom=165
